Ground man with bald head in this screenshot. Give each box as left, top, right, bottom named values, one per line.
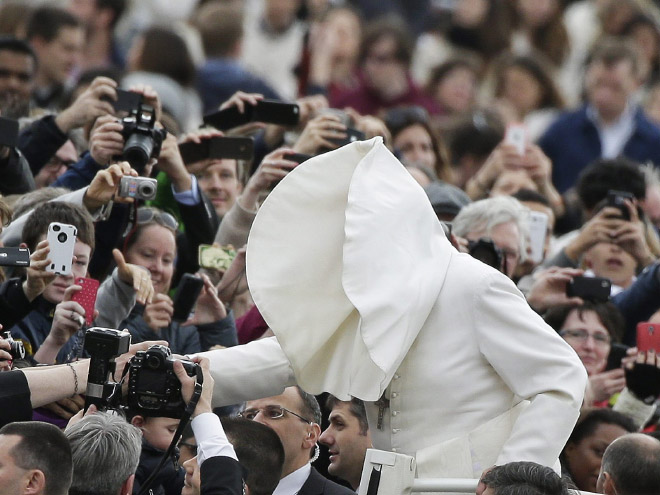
left=597, top=433, right=660, bottom=495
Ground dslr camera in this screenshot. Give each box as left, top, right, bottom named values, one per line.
left=120, top=103, right=167, bottom=173
left=128, top=344, right=198, bottom=418
left=468, top=238, right=503, bottom=272
left=118, top=176, right=157, bottom=201
left=2, top=331, right=25, bottom=360
left=84, top=327, right=131, bottom=410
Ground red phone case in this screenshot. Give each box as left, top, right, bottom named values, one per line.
left=72, top=277, right=99, bottom=326
left=637, top=322, right=660, bottom=353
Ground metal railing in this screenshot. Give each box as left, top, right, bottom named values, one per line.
left=410, top=479, right=597, bottom=494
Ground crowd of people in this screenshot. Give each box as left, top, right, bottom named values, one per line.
left=2, top=0, right=660, bottom=494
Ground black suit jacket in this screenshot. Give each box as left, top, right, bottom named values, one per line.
left=200, top=456, right=245, bottom=495
left=299, top=467, right=355, bottom=495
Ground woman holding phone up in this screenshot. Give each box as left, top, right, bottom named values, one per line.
left=117, top=206, right=237, bottom=354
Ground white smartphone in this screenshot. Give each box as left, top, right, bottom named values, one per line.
left=46, top=222, right=77, bottom=275
left=505, top=123, right=527, bottom=156
left=528, top=211, right=549, bottom=264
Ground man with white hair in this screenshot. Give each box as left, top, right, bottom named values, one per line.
left=452, top=195, right=529, bottom=279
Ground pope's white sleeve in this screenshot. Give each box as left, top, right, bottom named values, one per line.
left=473, top=272, right=587, bottom=467
left=199, top=336, right=296, bottom=407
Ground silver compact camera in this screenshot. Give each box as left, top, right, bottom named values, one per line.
left=118, top=176, right=157, bottom=201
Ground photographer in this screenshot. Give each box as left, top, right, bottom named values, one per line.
left=452, top=195, right=529, bottom=279
left=0, top=340, right=162, bottom=428
left=18, top=76, right=117, bottom=176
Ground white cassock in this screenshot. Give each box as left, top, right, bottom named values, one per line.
left=201, top=138, right=586, bottom=480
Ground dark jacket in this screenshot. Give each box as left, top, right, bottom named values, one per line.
left=18, top=114, right=69, bottom=175
left=133, top=439, right=185, bottom=495
left=120, top=305, right=238, bottom=355
left=612, top=262, right=660, bottom=346
left=0, top=147, right=36, bottom=195
left=539, top=105, right=660, bottom=193
left=10, top=297, right=84, bottom=364
left=299, top=467, right=356, bottom=495
left=200, top=456, right=245, bottom=495
left=0, top=278, right=35, bottom=329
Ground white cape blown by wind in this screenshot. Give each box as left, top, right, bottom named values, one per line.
left=245, top=137, right=452, bottom=401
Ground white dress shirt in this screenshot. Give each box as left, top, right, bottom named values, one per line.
left=272, top=463, right=311, bottom=495
left=191, top=412, right=238, bottom=466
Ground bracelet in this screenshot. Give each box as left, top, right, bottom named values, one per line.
left=66, top=363, right=79, bottom=397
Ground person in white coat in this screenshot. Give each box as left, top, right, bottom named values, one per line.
left=200, top=138, right=587, bottom=484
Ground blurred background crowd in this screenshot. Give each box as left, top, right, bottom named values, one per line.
left=2, top=0, right=660, bottom=494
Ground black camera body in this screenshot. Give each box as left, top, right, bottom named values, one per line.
left=468, top=238, right=503, bottom=272
left=2, top=331, right=25, bottom=360
left=84, top=327, right=131, bottom=410
left=606, top=190, right=634, bottom=221
left=128, top=345, right=198, bottom=418
left=120, top=104, right=167, bottom=173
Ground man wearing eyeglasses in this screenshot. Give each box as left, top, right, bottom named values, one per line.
left=239, top=387, right=354, bottom=495
left=33, top=139, right=77, bottom=189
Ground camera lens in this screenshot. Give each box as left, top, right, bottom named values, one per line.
left=57, top=232, right=68, bottom=243
left=138, top=182, right=155, bottom=197
left=146, top=354, right=162, bottom=369
left=124, top=134, right=153, bottom=173
left=53, top=224, right=60, bottom=232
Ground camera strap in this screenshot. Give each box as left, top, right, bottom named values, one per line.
left=136, top=365, right=204, bottom=495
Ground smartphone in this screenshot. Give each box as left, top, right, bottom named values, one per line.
left=605, top=343, right=630, bottom=371
left=172, top=274, right=204, bottom=322
left=527, top=211, right=549, bottom=264
left=0, top=116, right=19, bottom=148
left=203, top=99, right=300, bottom=130
left=285, top=152, right=313, bottom=164
left=71, top=277, right=100, bottom=326
left=102, top=89, right=143, bottom=113
left=0, top=247, right=30, bottom=267
left=179, top=136, right=255, bottom=164
left=46, top=222, right=77, bottom=275
left=637, top=322, right=660, bottom=353
left=505, top=123, right=527, bottom=156
left=566, top=276, right=611, bottom=302
left=606, top=190, right=634, bottom=221
left=198, top=244, right=237, bottom=271
left=324, top=127, right=365, bottom=150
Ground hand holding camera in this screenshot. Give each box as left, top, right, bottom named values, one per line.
left=607, top=195, right=656, bottom=267
left=84, top=162, right=139, bottom=210
left=293, top=113, right=348, bottom=155
left=0, top=329, right=25, bottom=370
left=526, top=267, right=586, bottom=313
left=179, top=273, right=226, bottom=327
left=36, top=284, right=89, bottom=364
left=143, top=293, right=174, bottom=331
left=240, top=147, right=299, bottom=210
left=55, top=76, right=117, bottom=134
left=625, top=349, right=660, bottom=404
left=173, top=355, right=214, bottom=417
left=22, top=239, right=56, bottom=302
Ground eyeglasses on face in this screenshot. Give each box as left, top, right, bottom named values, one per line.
left=559, top=329, right=611, bottom=346
left=238, top=405, right=312, bottom=424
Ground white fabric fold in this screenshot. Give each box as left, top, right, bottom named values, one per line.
left=246, top=138, right=452, bottom=400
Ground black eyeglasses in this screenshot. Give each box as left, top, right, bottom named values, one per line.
left=238, top=405, right=312, bottom=424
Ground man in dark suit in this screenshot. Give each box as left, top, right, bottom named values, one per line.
left=240, top=387, right=355, bottom=495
